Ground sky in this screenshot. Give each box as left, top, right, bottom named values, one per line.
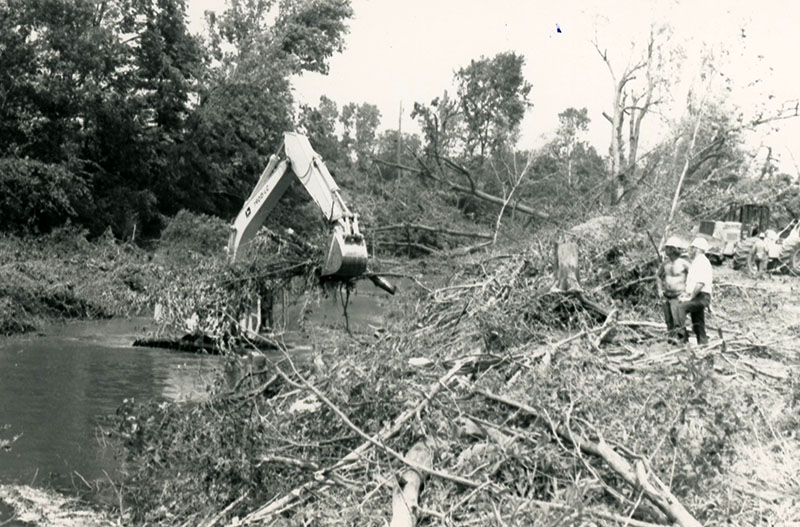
left=186, top=0, right=800, bottom=175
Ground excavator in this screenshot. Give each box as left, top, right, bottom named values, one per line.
left=228, top=132, right=369, bottom=276
left=227, top=132, right=394, bottom=334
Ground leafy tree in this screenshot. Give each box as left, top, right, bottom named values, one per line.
left=298, top=95, right=341, bottom=164
left=340, top=102, right=380, bottom=170
left=373, top=129, right=422, bottom=180
left=553, top=107, right=591, bottom=188
left=454, top=52, right=532, bottom=162
left=109, top=0, right=205, bottom=234
left=0, top=159, right=91, bottom=234
left=0, top=0, right=353, bottom=236
left=0, top=0, right=206, bottom=236
left=191, top=0, right=353, bottom=219
left=411, top=91, right=463, bottom=161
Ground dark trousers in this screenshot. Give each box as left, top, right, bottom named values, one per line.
left=754, top=257, right=768, bottom=274
left=675, top=292, right=711, bottom=345
left=662, top=296, right=680, bottom=333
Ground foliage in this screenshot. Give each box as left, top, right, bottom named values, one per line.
left=340, top=101, right=381, bottom=170
left=150, top=213, right=323, bottom=340
left=411, top=91, right=463, bottom=160
left=298, top=95, right=342, bottom=163
left=0, top=158, right=91, bottom=234
left=455, top=51, right=532, bottom=162
left=0, top=0, right=354, bottom=237
left=155, top=209, right=231, bottom=264
left=0, top=226, right=155, bottom=335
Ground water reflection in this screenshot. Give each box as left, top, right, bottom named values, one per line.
left=0, top=318, right=219, bottom=486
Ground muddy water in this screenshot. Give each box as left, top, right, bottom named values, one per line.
left=0, top=281, right=398, bottom=493
left=0, top=318, right=220, bottom=487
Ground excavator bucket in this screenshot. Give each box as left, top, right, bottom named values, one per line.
left=322, top=229, right=368, bottom=277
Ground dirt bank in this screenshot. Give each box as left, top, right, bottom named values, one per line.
left=0, top=485, right=113, bottom=527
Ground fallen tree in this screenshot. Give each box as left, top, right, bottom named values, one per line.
left=112, top=230, right=799, bottom=527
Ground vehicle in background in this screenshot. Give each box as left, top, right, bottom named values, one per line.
left=694, top=204, right=770, bottom=265
left=733, top=219, right=800, bottom=275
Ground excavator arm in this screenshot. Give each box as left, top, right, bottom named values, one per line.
left=227, top=132, right=368, bottom=278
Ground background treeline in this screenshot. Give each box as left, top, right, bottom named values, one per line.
left=0, top=0, right=351, bottom=238
left=2, top=0, right=799, bottom=243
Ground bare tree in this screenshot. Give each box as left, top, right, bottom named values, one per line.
left=594, top=25, right=670, bottom=203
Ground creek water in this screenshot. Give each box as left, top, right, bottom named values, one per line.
left=0, top=318, right=220, bottom=488
left=0, top=281, right=396, bottom=495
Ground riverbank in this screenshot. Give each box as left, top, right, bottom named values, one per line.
left=0, top=227, right=156, bottom=336
left=4, top=221, right=799, bottom=526
left=107, top=246, right=800, bottom=526
left=0, top=485, right=113, bottom=527
left=0, top=212, right=236, bottom=338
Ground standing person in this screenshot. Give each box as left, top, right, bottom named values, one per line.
left=676, top=237, right=713, bottom=345
left=657, top=236, right=689, bottom=343
left=750, top=232, right=769, bottom=276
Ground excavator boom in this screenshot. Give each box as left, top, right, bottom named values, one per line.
left=228, top=132, right=368, bottom=278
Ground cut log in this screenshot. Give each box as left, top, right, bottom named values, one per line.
left=390, top=440, right=434, bottom=527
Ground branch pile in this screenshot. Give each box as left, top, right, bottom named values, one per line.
left=149, top=231, right=323, bottom=344
left=115, top=234, right=799, bottom=527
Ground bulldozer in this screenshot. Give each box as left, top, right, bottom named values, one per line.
left=695, top=203, right=800, bottom=274
left=694, top=203, right=770, bottom=264
left=733, top=218, right=800, bottom=275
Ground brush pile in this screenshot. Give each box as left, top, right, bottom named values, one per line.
left=114, top=225, right=800, bottom=527
left=148, top=230, right=327, bottom=345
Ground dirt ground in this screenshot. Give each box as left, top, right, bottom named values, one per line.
left=706, top=266, right=800, bottom=523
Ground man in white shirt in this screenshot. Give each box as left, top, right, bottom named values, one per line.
left=675, top=237, right=713, bottom=345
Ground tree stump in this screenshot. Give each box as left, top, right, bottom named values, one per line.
left=548, top=240, right=609, bottom=321
left=550, top=240, right=582, bottom=293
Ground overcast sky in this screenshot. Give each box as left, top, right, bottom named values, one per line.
left=187, top=0, right=800, bottom=175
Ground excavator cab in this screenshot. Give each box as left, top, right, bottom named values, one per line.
left=227, top=132, right=368, bottom=279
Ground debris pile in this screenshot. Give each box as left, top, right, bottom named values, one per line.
left=114, top=245, right=800, bottom=526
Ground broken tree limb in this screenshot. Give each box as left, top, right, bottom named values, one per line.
left=277, top=365, right=482, bottom=489
left=373, top=157, right=549, bottom=219
left=476, top=389, right=702, bottom=527
left=241, top=358, right=476, bottom=524
left=376, top=240, right=440, bottom=254
left=372, top=222, right=493, bottom=240
left=528, top=498, right=673, bottom=527
left=390, top=440, right=434, bottom=527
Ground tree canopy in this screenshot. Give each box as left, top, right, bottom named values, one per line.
left=1, top=2, right=797, bottom=241
left=0, top=0, right=353, bottom=237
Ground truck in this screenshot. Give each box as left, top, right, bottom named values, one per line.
left=694, top=203, right=800, bottom=275
left=694, top=203, right=770, bottom=264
